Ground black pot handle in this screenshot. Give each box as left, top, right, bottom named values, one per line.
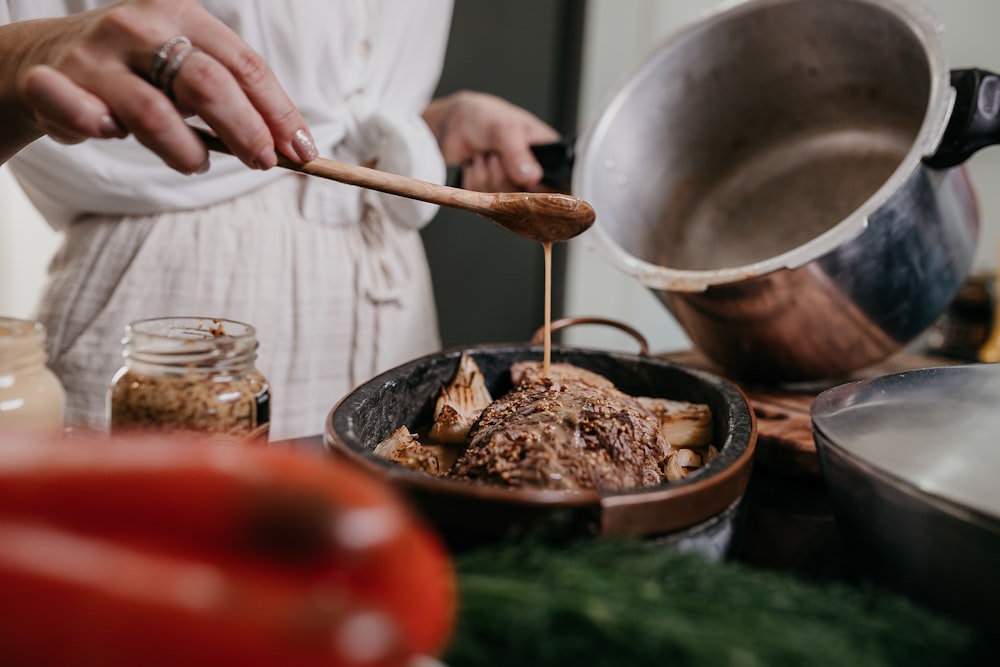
left=529, top=138, right=576, bottom=191
left=446, top=137, right=576, bottom=191
left=925, top=68, right=1000, bottom=169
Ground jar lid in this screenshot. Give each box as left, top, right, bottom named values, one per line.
left=123, top=317, right=257, bottom=369
left=0, top=317, right=46, bottom=341
left=0, top=317, right=48, bottom=366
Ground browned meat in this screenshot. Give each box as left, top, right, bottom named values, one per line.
left=509, top=361, right=616, bottom=391
left=449, top=363, right=667, bottom=491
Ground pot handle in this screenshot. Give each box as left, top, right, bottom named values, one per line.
left=925, top=68, right=1000, bottom=169
left=529, top=138, right=576, bottom=192
left=529, top=316, right=651, bottom=356
left=446, top=137, right=576, bottom=191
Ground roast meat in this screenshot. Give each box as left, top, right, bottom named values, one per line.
left=448, top=362, right=667, bottom=491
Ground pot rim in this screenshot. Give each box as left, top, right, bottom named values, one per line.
left=574, top=0, right=954, bottom=293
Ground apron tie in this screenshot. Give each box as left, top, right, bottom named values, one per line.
left=348, top=196, right=425, bottom=385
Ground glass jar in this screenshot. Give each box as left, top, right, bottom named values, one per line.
left=0, top=317, right=66, bottom=432
left=108, top=317, right=270, bottom=443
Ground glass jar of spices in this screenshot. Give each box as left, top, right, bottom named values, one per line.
left=108, top=317, right=270, bottom=443
left=0, top=317, right=66, bottom=432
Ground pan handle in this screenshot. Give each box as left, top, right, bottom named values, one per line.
left=446, top=137, right=576, bottom=191
left=925, top=68, right=1000, bottom=169
left=529, top=316, right=651, bottom=356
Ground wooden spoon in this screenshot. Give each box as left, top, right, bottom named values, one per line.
left=193, top=128, right=595, bottom=243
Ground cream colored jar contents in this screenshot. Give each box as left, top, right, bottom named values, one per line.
left=108, top=317, right=270, bottom=443
left=0, top=317, right=66, bottom=431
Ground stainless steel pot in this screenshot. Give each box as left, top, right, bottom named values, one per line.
left=561, top=0, right=1000, bottom=383
left=811, top=363, right=1000, bottom=630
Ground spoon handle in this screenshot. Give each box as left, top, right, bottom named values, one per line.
left=192, top=127, right=496, bottom=216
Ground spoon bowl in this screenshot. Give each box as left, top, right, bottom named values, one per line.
left=487, top=192, right=596, bottom=243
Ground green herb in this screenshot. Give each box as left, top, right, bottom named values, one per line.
left=446, top=539, right=991, bottom=666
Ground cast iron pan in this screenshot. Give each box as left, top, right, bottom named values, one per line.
left=325, top=320, right=757, bottom=544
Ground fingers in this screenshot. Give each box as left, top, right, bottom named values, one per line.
left=20, top=65, right=128, bottom=145
left=14, top=0, right=317, bottom=174
left=175, top=9, right=318, bottom=164
left=458, top=128, right=557, bottom=192
left=461, top=152, right=512, bottom=193
left=487, top=108, right=561, bottom=190
left=97, top=43, right=290, bottom=173
left=489, top=130, right=547, bottom=189
left=161, top=49, right=278, bottom=170
left=428, top=91, right=560, bottom=193
left=83, top=60, right=213, bottom=175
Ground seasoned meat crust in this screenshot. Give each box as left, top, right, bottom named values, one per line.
left=449, top=364, right=667, bottom=491
left=509, top=360, right=616, bottom=392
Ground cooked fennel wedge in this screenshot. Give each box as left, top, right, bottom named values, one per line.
left=428, top=352, right=493, bottom=444
left=637, top=396, right=713, bottom=449
left=374, top=425, right=442, bottom=475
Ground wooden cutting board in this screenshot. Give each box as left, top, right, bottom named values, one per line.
left=661, top=349, right=959, bottom=477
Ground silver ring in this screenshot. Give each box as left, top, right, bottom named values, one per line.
left=149, top=35, right=191, bottom=88
left=160, top=45, right=201, bottom=98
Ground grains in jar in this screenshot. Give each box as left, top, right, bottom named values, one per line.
left=108, top=317, right=270, bottom=443
left=0, top=317, right=66, bottom=432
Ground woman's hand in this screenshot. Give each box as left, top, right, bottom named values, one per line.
left=0, top=0, right=318, bottom=172
left=423, top=90, right=561, bottom=193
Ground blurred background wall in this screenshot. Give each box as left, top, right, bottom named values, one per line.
left=0, top=165, right=58, bottom=319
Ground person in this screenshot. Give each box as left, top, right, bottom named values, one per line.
left=0, top=0, right=561, bottom=440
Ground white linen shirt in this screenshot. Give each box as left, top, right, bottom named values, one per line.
left=1, top=0, right=453, bottom=227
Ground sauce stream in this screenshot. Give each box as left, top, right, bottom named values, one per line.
left=542, top=241, right=553, bottom=378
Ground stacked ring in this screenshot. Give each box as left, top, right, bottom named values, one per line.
left=149, top=35, right=199, bottom=98
left=149, top=35, right=190, bottom=86
left=160, top=45, right=201, bottom=98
